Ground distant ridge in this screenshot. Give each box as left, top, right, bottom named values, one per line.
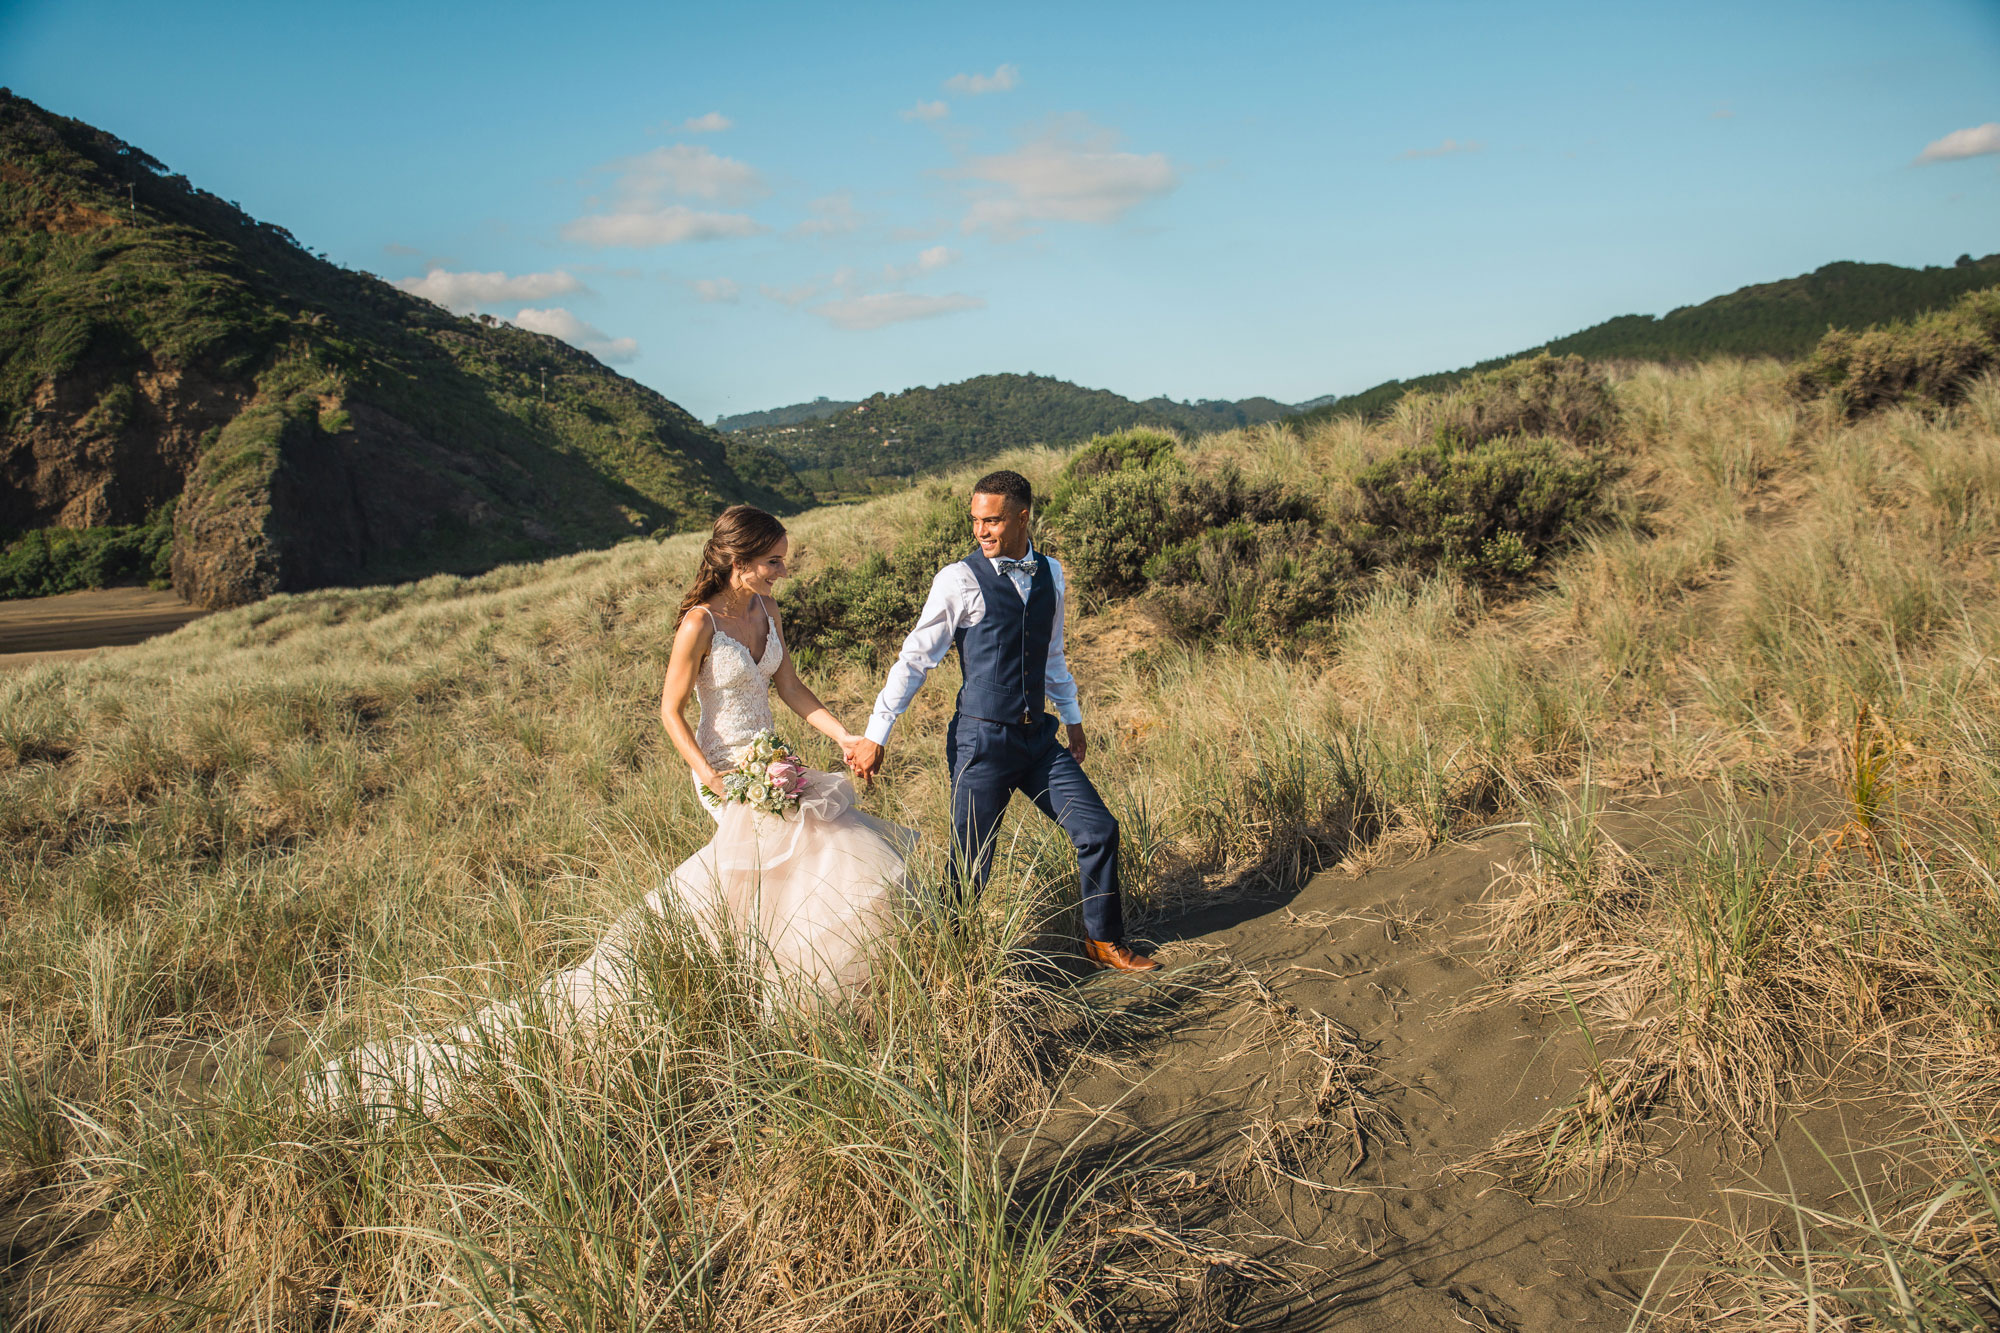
left=1296, top=254, right=2000, bottom=424
left=715, top=397, right=860, bottom=433
left=0, top=90, right=807, bottom=606
left=738, top=373, right=1297, bottom=501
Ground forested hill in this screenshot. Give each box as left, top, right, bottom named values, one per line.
left=0, top=90, right=806, bottom=607
left=714, top=396, right=860, bottom=433
left=1299, top=254, right=2000, bottom=424
left=740, top=373, right=1296, bottom=501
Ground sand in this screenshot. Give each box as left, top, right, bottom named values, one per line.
left=1061, top=792, right=1898, bottom=1330
left=0, top=587, right=209, bottom=668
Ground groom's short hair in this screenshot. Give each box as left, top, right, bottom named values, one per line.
left=972, top=470, right=1033, bottom=512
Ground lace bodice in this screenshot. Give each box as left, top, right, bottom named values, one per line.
left=693, top=607, right=783, bottom=771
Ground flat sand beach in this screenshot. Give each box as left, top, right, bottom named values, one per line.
left=0, top=587, right=210, bottom=668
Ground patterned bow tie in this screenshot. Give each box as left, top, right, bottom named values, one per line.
left=997, top=556, right=1038, bottom=576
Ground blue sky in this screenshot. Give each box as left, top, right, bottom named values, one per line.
left=5, top=0, right=1997, bottom=421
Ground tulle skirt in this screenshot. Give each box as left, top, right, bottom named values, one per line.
left=680, top=767, right=916, bottom=992
left=311, top=768, right=913, bottom=1114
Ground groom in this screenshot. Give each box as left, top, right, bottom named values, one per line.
left=847, top=470, right=1159, bottom=972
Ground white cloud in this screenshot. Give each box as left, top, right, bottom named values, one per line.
left=563, top=205, right=766, bottom=248
left=691, top=277, right=741, bottom=303
left=810, top=291, right=983, bottom=331
left=759, top=281, right=824, bottom=307
left=792, top=190, right=861, bottom=237
left=902, top=99, right=950, bottom=122
left=1397, top=138, right=1485, bottom=160
left=601, top=144, right=765, bottom=204
left=946, top=64, right=1019, bottom=95
left=394, top=267, right=583, bottom=314
left=1918, top=123, right=2000, bottom=163
left=874, top=246, right=961, bottom=281
left=509, top=307, right=639, bottom=363
left=682, top=111, right=732, bottom=133
left=955, top=119, right=1177, bottom=235
left=564, top=143, right=769, bottom=249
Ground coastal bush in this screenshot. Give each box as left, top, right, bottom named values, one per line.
left=0, top=503, right=175, bottom=598
left=1391, top=353, right=1619, bottom=449
left=6, top=361, right=2000, bottom=1325
left=1789, top=286, right=2000, bottom=418
left=1349, top=433, right=1610, bottom=581
left=1041, top=430, right=1324, bottom=605
left=779, top=483, right=970, bottom=666
left=1144, top=518, right=1358, bottom=644
left=1037, top=426, right=1182, bottom=523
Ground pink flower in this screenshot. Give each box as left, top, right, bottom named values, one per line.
left=766, top=757, right=807, bottom=795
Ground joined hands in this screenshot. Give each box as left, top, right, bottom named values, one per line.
left=843, top=737, right=885, bottom=785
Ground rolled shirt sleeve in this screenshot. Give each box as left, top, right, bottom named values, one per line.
left=1044, top=557, right=1082, bottom=726
left=864, top=566, right=968, bottom=745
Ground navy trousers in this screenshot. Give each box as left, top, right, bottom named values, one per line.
left=945, top=712, right=1124, bottom=944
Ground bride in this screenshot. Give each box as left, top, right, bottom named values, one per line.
left=313, top=506, right=911, bottom=1112
left=656, top=504, right=913, bottom=990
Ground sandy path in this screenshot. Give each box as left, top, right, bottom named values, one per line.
left=1064, top=796, right=1892, bottom=1330
left=0, top=587, right=209, bottom=668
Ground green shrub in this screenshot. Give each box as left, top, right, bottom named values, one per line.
left=1350, top=434, right=1610, bottom=581
left=1040, top=430, right=1322, bottom=603
left=1402, top=353, right=1619, bottom=448
left=79, top=382, right=137, bottom=437
left=1043, top=468, right=1184, bottom=599
left=1038, top=426, right=1181, bottom=524
left=1144, top=519, right=1358, bottom=645
left=780, top=484, right=973, bottom=667
left=1789, top=287, right=2000, bottom=418
left=0, top=502, right=176, bottom=599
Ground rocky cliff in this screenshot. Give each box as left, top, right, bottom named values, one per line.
left=0, top=90, right=808, bottom=607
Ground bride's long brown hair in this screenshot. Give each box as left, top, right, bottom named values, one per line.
left=677, top=505, right=788, bottom=625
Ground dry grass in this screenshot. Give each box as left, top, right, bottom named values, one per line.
left=2, top=358, right=1999, bottom=1325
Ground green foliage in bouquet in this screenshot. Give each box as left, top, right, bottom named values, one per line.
left=705, top=730, right=808, bottom=815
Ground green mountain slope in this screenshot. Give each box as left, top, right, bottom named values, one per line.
left=0, top=89, right=807, bottom=606
left=743, top=373, right=1295, bottom=501
left=1298, top=254, right=2000, bottom=425
left=714, top=396, right=861, bottom=433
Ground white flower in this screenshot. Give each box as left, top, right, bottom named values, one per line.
left=730, top=742, right=757, bottom=766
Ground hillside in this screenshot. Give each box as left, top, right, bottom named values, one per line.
left=713, top=395, right=860, bottom=432
left=1298, top=252, right=2000, bottom=424
left=3, top=344, right=1998, bottom=1327
left=739, top=371, right=1295, bottom=500
left=0, top=90, right=806, bottom=607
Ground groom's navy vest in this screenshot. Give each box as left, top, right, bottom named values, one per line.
left=954, top=548, right=1055, bottom=725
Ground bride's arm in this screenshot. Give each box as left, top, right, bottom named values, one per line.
left=661, top=611, right=728, bottom=796
left=767, top=603, right=862, bottom=757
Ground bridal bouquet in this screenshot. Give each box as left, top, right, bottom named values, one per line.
left=710, top=730, right=810, bottom=815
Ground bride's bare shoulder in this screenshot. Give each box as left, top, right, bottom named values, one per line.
left=672, top=605, right=716, bottom=657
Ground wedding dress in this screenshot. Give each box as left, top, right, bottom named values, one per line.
left=312, top=610, right=913, bottom=1113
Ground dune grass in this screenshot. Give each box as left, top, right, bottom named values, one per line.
left=2, top=360, right=1999, bottom=1325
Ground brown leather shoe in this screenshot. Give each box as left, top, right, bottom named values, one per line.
left=1083, top=939, right=1160, bottom=972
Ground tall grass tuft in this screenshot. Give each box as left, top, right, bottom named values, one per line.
left=4, top=355, right=2000, bottom=1320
